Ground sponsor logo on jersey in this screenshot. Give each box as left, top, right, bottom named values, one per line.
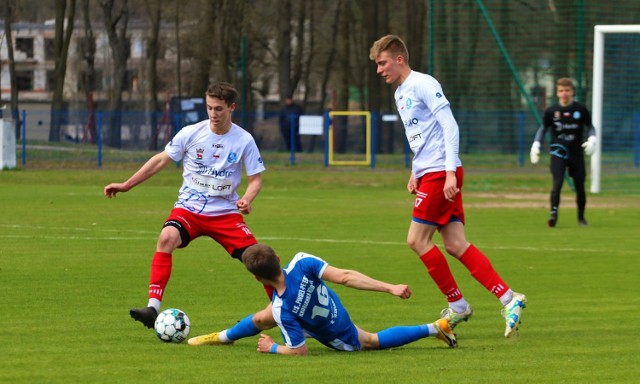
left=212, top=143, right=224, bottom=149
left=405, top=98, right=413, bottom=109
left=404, top=118, right=419, bottom=128
left=196, top=164, right=234, bottom=177
left=436, top=92, right=442, bottom=98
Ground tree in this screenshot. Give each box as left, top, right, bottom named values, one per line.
left=144, top=0, right=161, bottom=150
left=98, top=0, right=129, bottom=148
left=79, top=0, right=97, bottom=144
left=49, top=0, right=76, bottom=142
left=1, top=0, right=20, bottom=138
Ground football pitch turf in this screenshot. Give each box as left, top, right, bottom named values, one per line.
left=1, top=165, right=639, bottom=383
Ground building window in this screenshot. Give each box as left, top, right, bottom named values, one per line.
left=16, top=70, right=34, bottom=90
left=77, top=37, right=96, bottom=62
left=45, top=38, right=56, bottom=61
left=15, top=37, right=34, bottom=59
left=47, top=70, right=55, bottom=91
left=124, top=69, right=138, bottom=92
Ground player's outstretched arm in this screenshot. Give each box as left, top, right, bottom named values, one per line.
left=321, top=266, right=411, bottom=299
left=236, top=173, right=262, bottom=214
left=103, top=152, right=172, bottom=198
left=257, top=334, right=308, bottom=356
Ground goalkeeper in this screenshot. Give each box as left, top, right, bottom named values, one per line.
left=530, top=77, right=596, bottom=227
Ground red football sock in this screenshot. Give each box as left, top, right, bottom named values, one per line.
left=148, top=251, right=172, bottom=301
left=419, top=246, right=462, bottom=302
left=458, top=244, right=509, bottom=298
left=263, top=284, right=275, bottom=299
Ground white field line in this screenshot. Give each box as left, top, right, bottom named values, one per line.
left=0, top=224, right=612, bottom=254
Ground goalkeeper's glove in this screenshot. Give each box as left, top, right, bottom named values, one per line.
left=530, top=141, right=541, bottom=164
left=582, top=136, right=597, bottom=156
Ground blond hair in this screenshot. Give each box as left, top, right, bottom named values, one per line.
left=369, top=34, right=409, bottom=63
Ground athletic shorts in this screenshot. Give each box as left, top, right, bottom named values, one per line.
left=412, top=167, right=465, bottom=227
left=313, top=322, right=362, bottom=352
left=163, top=207, right=257, bottom=258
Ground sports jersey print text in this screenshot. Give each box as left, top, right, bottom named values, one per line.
left=292, top=276, right=335, bottom=321
left=553, top=111, right=582, bottom=142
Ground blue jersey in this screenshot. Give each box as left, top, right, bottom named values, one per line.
left=272, top=252, right=361, bottom=351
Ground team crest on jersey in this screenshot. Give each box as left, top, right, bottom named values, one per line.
left=227, top=152, right=238, bottom=164
left=573, top=111, right=581, bottom=119
left=196, top=148, right=204, bottom=160
left=554, top=111, right=561, bottom=119
left=405, top=98, right=413, bottom=109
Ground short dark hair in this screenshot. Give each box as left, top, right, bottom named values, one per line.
left=205, top=82, right=238, bottom=106
left=242, top=244, right=281, bottom=281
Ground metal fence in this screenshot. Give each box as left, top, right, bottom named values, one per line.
left=13, top=107, right=640, bottom=170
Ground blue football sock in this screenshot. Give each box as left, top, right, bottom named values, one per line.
left=377, top=325, right=429, bottom=349
left=226, top=314, right=261, bottom=341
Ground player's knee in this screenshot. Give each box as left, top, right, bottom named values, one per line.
left=252, top=310, right=276, bottom=330
left=444, top=240, right=466, bottom=258
left=157, top=228, right=182, bottom=251
left=360, top=332, right=379, bottom=350
left=406, top=235, right=422, bottom=253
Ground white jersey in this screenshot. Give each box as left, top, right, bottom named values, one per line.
left=164, top=120, right=265, bottom=216
left=395, top=70, right=462, bottom=177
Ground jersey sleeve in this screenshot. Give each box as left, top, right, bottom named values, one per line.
left=581, top=105, right=596, bottom=137
left=414, top=76, right=450, bottom=115
left=272, top=297, right=307, bottom=349
left=242, top=137, right=266, bottom=176
left=164, top=126, right=189, bottom=162
left=291, top=252, right=328, bottom=279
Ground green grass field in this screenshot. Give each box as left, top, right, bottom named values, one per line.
left=1, top=164, right=639, bottom=383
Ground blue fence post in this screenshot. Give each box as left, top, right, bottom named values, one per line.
left=635, top=112, right=639, bottom=168
left=371, top=111, right=376, bottom=169
left=289, top=113, right=295, bottom=166
left=323, top=111, right=329, bottom=167
left=21, top=109, right=26, bottom=166
left=97, top=111, right=103, bottom=168
left=518, top=111, right=525, bottom=167
left=173, top=112, right=181, bottom=167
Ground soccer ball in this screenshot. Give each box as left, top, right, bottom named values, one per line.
left=154, top=308, right=191, bottom=343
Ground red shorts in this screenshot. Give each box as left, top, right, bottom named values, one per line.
left=412, top=167, right=465, bottom=227
left=164, top=208, right=257, bottom=256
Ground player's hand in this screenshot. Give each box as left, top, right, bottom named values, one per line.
left=236, top=199, right=252, bottom=214
left=530, top=141, right=541, bottom=164
left=407, top=174, right=417, bottom=194
left=257, top=334, right=275, bottom=353
left=443, top=172, right=459, bottom=202
left=390, top=284, right=412, bottom=299
left=582, top=136, right=596, bottom=156
left=103, top=183, right=128, bottom=198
